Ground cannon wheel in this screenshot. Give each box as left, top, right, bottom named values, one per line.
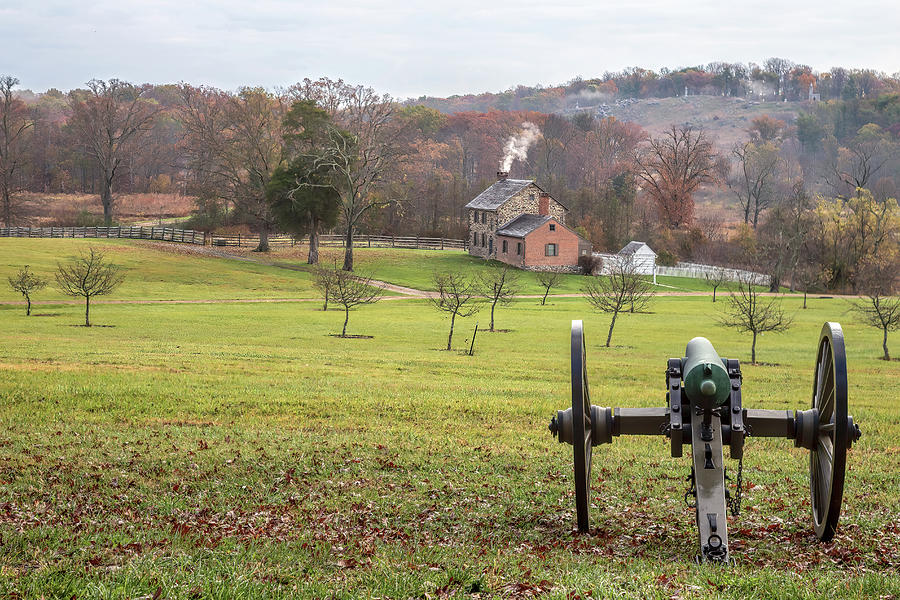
left=810, top=322, right=849, bottom=541
left=571, top=320, right=592, bottom=533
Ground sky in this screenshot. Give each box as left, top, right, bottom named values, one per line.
left=2, top=0, right=899, bottom=99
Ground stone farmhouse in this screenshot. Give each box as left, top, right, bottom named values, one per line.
left=465, top=172, right=591, bottom=271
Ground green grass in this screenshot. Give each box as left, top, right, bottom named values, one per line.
left=0, top=241, right=897, bottom=598
left=0, top=238, right=317, bottom=301
left=272, top=245, right=759, bottom=295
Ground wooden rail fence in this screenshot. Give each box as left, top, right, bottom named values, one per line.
left=1, top=227, right=468, bottom=251
left=0, top=226, right=207, bottom=245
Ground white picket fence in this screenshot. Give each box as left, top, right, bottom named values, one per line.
left=656, top=262, right=770, bottom=286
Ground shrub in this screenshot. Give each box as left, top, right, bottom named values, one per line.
left=577, top=254, right=601, bottom=275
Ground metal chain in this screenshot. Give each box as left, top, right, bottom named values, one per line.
left=684, top=466, right=696, bottom=509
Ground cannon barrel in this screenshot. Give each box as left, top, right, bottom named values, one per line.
left=683, top=337, right=731, bottom=408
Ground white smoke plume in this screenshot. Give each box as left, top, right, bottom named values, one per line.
left=500, top=122, right=542, bottom=172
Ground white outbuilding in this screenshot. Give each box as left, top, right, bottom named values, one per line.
left=617, top=241, right=657, bottom=275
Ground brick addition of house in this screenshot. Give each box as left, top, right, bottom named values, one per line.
left=465, top=172, right=591, bottom=270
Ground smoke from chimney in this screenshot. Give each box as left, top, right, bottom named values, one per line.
left=500, top=122, right=541, bottom=172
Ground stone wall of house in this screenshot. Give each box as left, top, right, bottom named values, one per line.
left=495, top=185, right=566, bottom=229
left=467, top=208, right=498, bottom=258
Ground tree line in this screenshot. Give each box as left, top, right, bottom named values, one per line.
left=414, top=58, right=900, bottom=113
left=0, top=73, right=897, bottom=293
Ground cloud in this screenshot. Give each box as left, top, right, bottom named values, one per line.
left=1, top=0, right=898, bottom=96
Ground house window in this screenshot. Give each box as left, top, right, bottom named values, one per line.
left=472, top=232, right=477, bottom=246
left=545, top=243, right=558, bottom=257
left=517, top=242, right=522, bottom=255
left=549, top=224, right=556, bottom=231
left=502, top=240, right=508, bottom=253
left=481, top=233, right=486, bottom=247
left=481, top=212, right=486, bottom=224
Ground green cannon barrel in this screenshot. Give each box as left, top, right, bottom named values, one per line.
left=683, top=337, right=731, bottom=407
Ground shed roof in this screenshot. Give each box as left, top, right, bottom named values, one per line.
left=618, top=241, right=656, bottom=256
left=495, top=214, right=551, bottom=238
left=464, top=179, right=534, bottom=210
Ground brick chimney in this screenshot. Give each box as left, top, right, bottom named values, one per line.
left=497, top=171, right=509, bottom=180
left=538, top=192, right=550, bottom=216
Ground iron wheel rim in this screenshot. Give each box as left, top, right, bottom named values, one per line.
left=571, top=320, right=592, bottom=533
left=810, top=322, right=848, bottom=541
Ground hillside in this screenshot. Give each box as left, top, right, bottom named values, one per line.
left=579, top=95, right=804, bottom=147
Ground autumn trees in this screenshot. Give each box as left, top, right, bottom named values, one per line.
left=636, top=125, right=720, bottom=228
left=67, top=79, right=159, bottom=225
left=179, top=85, right=284, bottom=251
left=0, top=76, right=33, bottom=226
left=290, top=78, right=407, bottom=271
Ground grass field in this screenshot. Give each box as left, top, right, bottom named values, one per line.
left=0, top=239, right=317, bottom=301
left=0, top=240, right=897, bottom=598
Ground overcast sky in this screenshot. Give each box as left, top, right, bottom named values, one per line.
left=2, top=0, right=899, bottom=99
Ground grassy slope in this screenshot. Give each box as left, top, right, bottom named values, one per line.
left=0, top=243, right=897, bottom=598
left=269, top=245, right=749, bottom=294
left=0, top=238, right=317, bottom=301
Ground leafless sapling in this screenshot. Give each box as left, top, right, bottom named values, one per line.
left=704, top=267, right=729, bottom=302
left=793, top=262, right=823, bottom=309
left=583, top=258, right=655, bottom=347
left=718, top=273, right=792, bottom=364
left=55, top=248, right=125, bottom=326
left=430, top=271, right=481, bottom=350
left=536, top=270, right=561, bottom=305
left=479, top=265, right=520, bottom=331
left=328, top=267, right=381, bottom=337
left=851, top=259, right=900, bottom=360
left=7, top=265, right=46, bottom=316
left=313, top=264, right=338, bottom=311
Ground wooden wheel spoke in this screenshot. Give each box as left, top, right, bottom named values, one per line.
left=817, top=435, right=834, bottom=466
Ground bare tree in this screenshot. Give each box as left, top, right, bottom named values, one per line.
left=536, top=270, right=562, bottom=305
left=430, top=271, right=481, bottom=350
left=824, top=129, right=895, bottom=199
left=479, top=265, right=520, bottom=332
left=55, top=248, right=125, bottom=327
left=635, top=125, right=719, bottom=227
left=67, top=79, right=159, bottom=225
left=793, top=262, right=823, bottom=309
left=313, top=264, right=338, bottom=311
left=719, top=274, right=792, bottom=364
left=583, top=258, right=655, bottom=347
left=179, top=85, right=285, bottom=251
left=704, top=267, right=729, bottom=302
left=0, top=76, right=33, bottom=226
left=728, top=141, right=780, bottom=227
left=851, top=258, right=900, bottom=360
left=7, top=265, right=46, bottom=316
left=290, top=79, right=407, bottom=270
left=327, top=267, right=381, bottom=337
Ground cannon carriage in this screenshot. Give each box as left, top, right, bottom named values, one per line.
left=549, top=320, right=862, bottom=563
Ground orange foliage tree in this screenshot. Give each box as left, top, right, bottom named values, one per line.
left=635, top=125, right=719, bottom=228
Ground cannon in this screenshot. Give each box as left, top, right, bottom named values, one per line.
left=549, top=320, right=862, bottom=563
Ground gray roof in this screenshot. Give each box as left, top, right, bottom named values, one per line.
left=495, top=214, right=551, bottom=238
left=465, top=179, right=534, bottom=210
left=619, top=241, right=655, bottom=256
